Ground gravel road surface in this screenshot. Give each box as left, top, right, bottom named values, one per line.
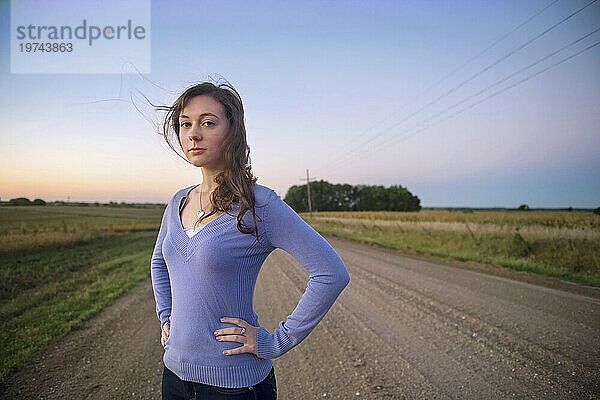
left=2, top=235, right=598, bottom=399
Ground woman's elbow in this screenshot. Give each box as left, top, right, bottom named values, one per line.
left=337, top=264, right=350, bottom=289
left=330, top=252, right=350, bottom=288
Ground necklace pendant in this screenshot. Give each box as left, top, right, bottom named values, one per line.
left=197, top=210, right=205, bottom=218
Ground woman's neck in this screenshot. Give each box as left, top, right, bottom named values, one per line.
left=200, top=167, right=223, bottom=194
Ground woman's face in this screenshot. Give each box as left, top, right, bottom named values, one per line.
left=178, top=95, right=230, bottom=170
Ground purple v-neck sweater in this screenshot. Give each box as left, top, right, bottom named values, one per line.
left=150, top=182, right=350, bottom=388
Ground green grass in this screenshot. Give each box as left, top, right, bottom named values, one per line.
left=0, top=205, right=161, bottom=253
left=0, top=205, right=164, bottom=384
left=306, top=218, right=600, bottom=288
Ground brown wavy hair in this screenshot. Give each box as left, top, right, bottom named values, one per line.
left=154, top=80, right=264, bottom=243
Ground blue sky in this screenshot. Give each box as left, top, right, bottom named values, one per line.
left=1, top=0, right=598, bottom=208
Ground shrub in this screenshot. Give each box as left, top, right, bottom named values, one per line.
left=506, top=232, right=533, bottom=258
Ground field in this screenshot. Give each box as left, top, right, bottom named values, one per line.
left=301, top=209, right=600, bottom=287
left=0, top=205, right=163, bottom=384
left=1, top=205, right=598, bottom=386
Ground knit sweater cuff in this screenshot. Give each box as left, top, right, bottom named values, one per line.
left=256, top=326, right=278, bottom=359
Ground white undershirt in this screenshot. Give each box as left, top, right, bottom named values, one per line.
left=184, top=223, right=208, bottom=238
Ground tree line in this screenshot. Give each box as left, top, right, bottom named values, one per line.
left=283, top=180, right=421, bottom=212
left=0, top=198, right=161, bottom=208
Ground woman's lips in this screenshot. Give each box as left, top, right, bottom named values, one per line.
left=190, top=148, right=205, bottom=153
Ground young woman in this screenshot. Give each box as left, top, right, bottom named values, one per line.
left=150, top=80, right=350, bottom=399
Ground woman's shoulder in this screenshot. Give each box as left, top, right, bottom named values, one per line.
left=252, top=181, right=277, bottom=207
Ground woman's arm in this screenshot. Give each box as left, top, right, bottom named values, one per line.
left=150, top=200, right=173, bottom=333
left=256, top=190, right=351, bottom=360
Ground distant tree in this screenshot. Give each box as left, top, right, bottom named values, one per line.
left=284, top=180, right=421, bottom=212
left=9, top=197, right=33, bottom=205
left=387, top=184, right=421, bottom=211
left=32, top=198, right=46, bottom=205
left=517, top=204, right=530, bottom=211
left=284, top=185, right=307, bottom=212
left=331, top=183, right=354, bottom=210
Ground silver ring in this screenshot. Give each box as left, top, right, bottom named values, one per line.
left=240, top=327, right=246, bottom=335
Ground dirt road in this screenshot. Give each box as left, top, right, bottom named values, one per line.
left=2, top=235, right=599, bottom=399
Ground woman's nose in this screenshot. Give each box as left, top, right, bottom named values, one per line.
left=187, top=125, right=202, bottom=140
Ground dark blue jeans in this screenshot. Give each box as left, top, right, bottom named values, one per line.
left=162, top=365, right=277, bottom=400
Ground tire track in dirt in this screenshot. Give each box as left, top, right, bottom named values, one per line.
left=257, top=250, right=448, bottom=399
left=2, top=235, right=598, bottom=399
left=339, top=252, right=582, bottom=398
left=326, top=237, right=599, bottom=399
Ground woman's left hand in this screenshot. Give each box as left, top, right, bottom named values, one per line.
left=214, top=317, right=258, bottom=356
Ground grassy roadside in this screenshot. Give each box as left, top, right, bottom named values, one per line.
left=304, top=217, right=600, bottom=288
left=0, top=231, right=158, bottom=384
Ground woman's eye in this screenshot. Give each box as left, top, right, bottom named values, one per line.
left=180, top=121, right=214, bottom=128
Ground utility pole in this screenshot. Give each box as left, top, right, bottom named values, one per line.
left=299, top=169, right=317, bottom=218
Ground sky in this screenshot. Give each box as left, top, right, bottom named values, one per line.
left=0, top=0, right=598, bottom=208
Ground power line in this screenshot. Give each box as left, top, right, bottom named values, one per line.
left=318, top=0, right=559, bottom=171
left=329, top=39, right=600, bottom=173
left=401, top=39, right=600, bottom=142
left=316, top=0, right=597, bottom=177
left=358, top=26, right=600, bottom=159
left=319, top=0, right=561, bottom=170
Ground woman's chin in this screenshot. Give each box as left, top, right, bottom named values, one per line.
left=187, top=157, right=224, bottom=170
left=187, top=157, right=206, bottom=167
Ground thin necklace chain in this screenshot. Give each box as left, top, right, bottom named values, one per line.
left=197, top=186, right=206, bottom=219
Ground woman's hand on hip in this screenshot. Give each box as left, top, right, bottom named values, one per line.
left=214, top=317, right=258, bottom=356
left=161, top=316, right=171, bottom=347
